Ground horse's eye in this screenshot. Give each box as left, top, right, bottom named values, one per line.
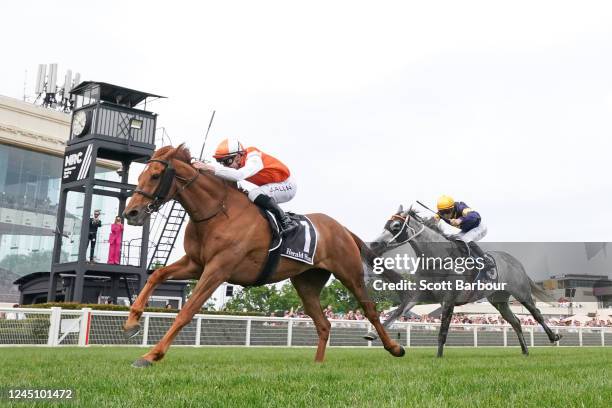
left=151, top=173, right=160, bottom=180
left=390, top=221, right=401, bottom=232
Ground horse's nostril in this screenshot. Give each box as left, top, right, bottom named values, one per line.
left=127, top=210, right=139, bottom=219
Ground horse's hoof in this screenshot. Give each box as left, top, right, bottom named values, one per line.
left=131, top=358, right=153, bottom=368
left=552, top=333, right=563, bottom=343
left=363, top=332, right=378, bottom=341
left=124, top=324, right=141, bottom=339
left=386, top=344, right=405, bottom=357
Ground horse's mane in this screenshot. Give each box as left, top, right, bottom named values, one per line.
left=405, top=207, right=446, bottom=237
left=406, top=208, right=420, bottom=219
left=152, top=143, right=242, bottom=192
left=152, top=143, right=192, bottom=163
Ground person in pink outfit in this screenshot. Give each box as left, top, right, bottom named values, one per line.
left=107, top=216, right=124, bottom=264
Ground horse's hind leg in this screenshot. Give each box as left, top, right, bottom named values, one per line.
left=291, top=269, right=332, bottom=362
left=437, top=302, right=455, bottom=358
left=364, top=300, right=417, bottom=341
left=519, top=298, right=561, bottom=343
left=490, top=300, right=529, bottom=355
left=333, top=272, right=405, bottom=357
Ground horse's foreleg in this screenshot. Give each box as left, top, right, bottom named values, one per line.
left=132, top=269, right=225, bottom=367
left=124, top=255, right=201, bottom=337
left=437, top=303, right=455, bottom=358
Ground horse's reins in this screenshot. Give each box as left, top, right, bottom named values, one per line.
left=190, top=179, right=228, bottom=223
left=389, top=208, right=425, bottom=243
left=133, top=158, right=227, bottom=223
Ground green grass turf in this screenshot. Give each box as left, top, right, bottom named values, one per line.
left=0, top=347, right=610, bottom=407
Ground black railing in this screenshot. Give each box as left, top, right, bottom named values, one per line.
left=121, top=238, right=156, bottom=268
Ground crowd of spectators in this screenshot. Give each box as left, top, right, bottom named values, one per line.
left=273, top=305, right=612, bottom=328
left=396, top=314, right=612, bottom=328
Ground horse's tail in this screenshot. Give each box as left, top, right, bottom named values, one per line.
left=345, top=228, right=407, bottom=290
left=497, top=250, right=556, bottom=305
left=346, top=229, right=375, bottom=264
left=529, top=279, right=555, bottom=304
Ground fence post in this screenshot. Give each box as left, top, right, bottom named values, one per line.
left=406, top=324, right=411, bottom=347
left=555, top=328, right=560, bottom=346
left=246, top=319, right=251, bottom=346
left=78, top=308, right=91, bottom=346
left=530, top=327, right=534, bottom=347
left=287, top=319, right=293, bottom=347
left=368, top=322, right=372, bottom=347
left=602, top=329, right=605, bottom=347
left=47, top=307, right=62, bottom=346
left=503, top=326, right=507, bottom=347
left=195, top=317, right=202, bottom=346
left=578, top=327, right=582, bottom=347
left=142, top=315, right=150, bottom=346
left=473, top=326, right=478, bottom=347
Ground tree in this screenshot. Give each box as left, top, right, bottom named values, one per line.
left=223, top=282, right=302, bottom=315
left=320, top=279, right=359, bottom=313
left=224, top=285, right=277, bottom=314
left=223, top=278, right=392, bottom=315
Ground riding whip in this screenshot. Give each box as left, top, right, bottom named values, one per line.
left=416, top=200, right=450, bottom=222
left=198, top=110, right=216, bottom=161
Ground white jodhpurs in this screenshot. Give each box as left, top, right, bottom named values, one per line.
left=456, top=223, right=488, bottom=243
left=247, top=177, right=297, bottom=204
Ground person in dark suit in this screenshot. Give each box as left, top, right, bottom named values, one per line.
left=88, top=209, right=102, bottom=263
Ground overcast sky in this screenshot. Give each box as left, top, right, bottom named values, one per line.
left=2, top=1, right=612, bottom=242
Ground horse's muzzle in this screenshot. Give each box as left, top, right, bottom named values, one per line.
left=123, top=207, right=147, bottom=226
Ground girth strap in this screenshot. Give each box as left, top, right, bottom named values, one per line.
left=250, top=208, right=282, bottom=286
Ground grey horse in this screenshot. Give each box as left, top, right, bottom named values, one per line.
left=364, top=205, right=561, bottom=357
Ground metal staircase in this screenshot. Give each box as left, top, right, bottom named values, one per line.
left=147, top=201, right=187, bottom=270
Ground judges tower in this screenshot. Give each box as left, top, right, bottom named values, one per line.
left=48, top=82, right=164, bottom=303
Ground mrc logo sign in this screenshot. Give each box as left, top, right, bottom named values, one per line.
left=62, top=144, right=93, bottom=183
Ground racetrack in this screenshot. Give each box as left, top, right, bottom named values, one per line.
left=1, top=347, right=610, bottom=407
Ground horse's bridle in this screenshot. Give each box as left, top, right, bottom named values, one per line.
left=387, top=208, right=425, bottom=244
left=133, top=158, right=227, bottom=222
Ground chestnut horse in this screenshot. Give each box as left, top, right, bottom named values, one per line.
left=122, top=144, right=404, bottom=367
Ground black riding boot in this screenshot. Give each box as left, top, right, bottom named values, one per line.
left=468, top=241, right=494, bottom=272
left=254, top=194, right=298, bottom=235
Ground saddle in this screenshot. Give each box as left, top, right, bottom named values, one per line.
left=452, top=240, right=498, bottom=282
left=250, top=209, right=318, bottom=286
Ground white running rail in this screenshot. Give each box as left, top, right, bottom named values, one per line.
left=0, top=307, right=610, bottom=348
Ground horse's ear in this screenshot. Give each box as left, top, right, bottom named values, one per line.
left=405, top=204, right=414, bottom=216
left=397, top=204, right=404, bottom=214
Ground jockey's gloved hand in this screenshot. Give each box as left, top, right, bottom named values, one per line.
left=450, top=218, right=461, bottom=227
